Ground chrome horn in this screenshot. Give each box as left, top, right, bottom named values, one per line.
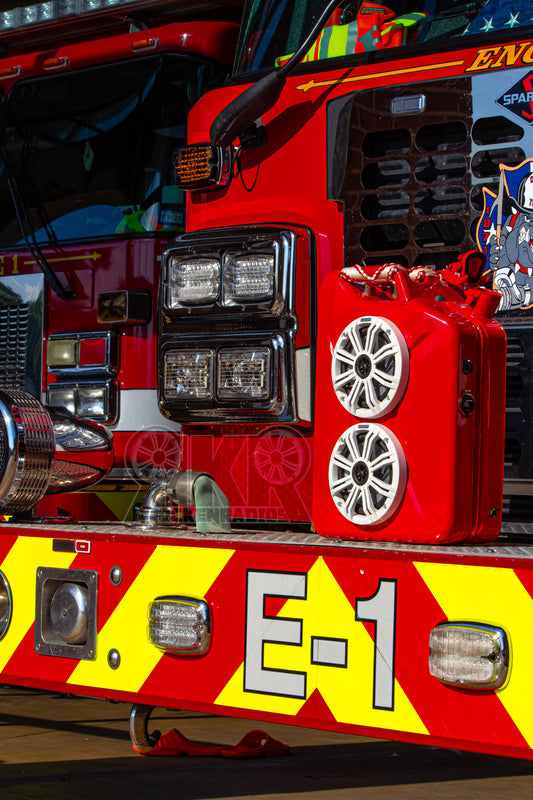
left=0, top=388, right=113, bottom=513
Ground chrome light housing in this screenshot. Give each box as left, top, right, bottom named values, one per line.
left=160, top=228, right=307, bottom=423
left=162, top=337, right=286, bottom=421
left=47, top=380, right=117, bottom=422
left=0, top=570, right=12, bottom=640
left=429, top=622, right=509, bottom=689
left=162, top=234, right=287, bottom=315
left=167, top=257, right=220, bottom=307
left=148, top=595, right=211, bottom=654
left=0, top=389, right=114, bottom=513
left=47, top=331, right=118, bottom=373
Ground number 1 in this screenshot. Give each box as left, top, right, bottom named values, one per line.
left=356, top=579, right=397, bottom=710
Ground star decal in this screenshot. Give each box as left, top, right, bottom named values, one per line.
left=505, top=12, right=520, bottom=28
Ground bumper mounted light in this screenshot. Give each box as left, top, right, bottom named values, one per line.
left=429, top=622, right=509, bottom=689
left=148, top=596, right=211, bottom=655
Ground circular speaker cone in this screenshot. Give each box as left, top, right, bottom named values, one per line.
left=331, top=316, right=408, bottom=418
left=329, top=423, right=407, bottom=526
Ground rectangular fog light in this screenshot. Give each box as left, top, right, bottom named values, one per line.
left=47, top=385, right=76, bottom=414
left=148, top=596, right=210, bottom=654
left=167, top=257, right=220, bottom=307
left=429, top=622, right=509, bottom=689
left=47, top=337, right=78, bottom=368
left=224, top=253, right=275, bottom=303
left=164, top=350, right=214, bottom=400
left=217, top=347, right=271, bottom=400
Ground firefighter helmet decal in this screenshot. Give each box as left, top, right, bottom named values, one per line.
left=477, top=158, right=533, bottom=312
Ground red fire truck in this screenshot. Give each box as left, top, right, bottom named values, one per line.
left=1, top=0, right=533, bottom=763
left=0, top=0, right=241, bottom=519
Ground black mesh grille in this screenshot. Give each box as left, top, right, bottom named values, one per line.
left=337, top=78, right=474, bottom=271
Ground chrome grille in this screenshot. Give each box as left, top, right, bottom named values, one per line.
left=0, top=304, right=29, bottom=390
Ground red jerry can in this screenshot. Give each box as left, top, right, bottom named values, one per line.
left=312, top=261, right=507, bottom=544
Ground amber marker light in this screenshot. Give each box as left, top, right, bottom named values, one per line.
left=173, top=144, right=231, bottom=191
left=0, top=65, right=21, bottom=79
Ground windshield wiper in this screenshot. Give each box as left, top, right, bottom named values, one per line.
left=7, top=171, right=77, bottom=301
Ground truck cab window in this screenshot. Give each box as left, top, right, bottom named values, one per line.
left=235, top=0, right=533, bottom=73
left=0, top=55, right=227, bottom=246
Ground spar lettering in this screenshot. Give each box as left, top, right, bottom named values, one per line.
left=466, top=41, right=533, bottom=72
left=244, top=569, right=397, bottom=710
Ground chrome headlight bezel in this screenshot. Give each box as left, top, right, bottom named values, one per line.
left=162, top=230, right=293, bottom=315
left=46, top=380, right=118, bottom=423
left=159, top=227, right=309, bottom=424
left=47, top=331, right=118, bottom=375
left=161, top=334, right=288, bottom=421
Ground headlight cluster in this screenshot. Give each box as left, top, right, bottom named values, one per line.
left=47, top=382, right=116, bottom=422
left=46, top=331, right=118, bottom=423
left=160, top=229, right=301, bottom=423
left=166, top=251, right=275, bottom=309
left=164, top=346, right=272, bottom=402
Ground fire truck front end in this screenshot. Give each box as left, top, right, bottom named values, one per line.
left=0, top=0, right=240, bottom=520
left=162, top=0, right=533, bottom=541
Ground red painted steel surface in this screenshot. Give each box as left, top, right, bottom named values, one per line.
left=312, top=269, right=507, bottom=543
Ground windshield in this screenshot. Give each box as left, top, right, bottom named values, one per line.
left=0, top=54, right=227, bottom=247
left=235, top=0, right=533, bottom=75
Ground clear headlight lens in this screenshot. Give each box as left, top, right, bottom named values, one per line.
left=77, top=385, right=107, bottom=418
left=167, top=257, right=220, bottom=307
left=224, top=254, right=275, bottom=303
left=47, top=383, right=114, bottom=421
left=47, top=338, right=78, bottom=368
left=164, top=246, right=278, bottom=311
left=164, top=350, right=214, bottom=400
left=218, top=348, right=271, bottom=399
left=164, top=347, right=274, bottom=403
left=47, top=386, right=76, bottom=414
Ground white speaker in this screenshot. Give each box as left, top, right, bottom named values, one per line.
left=331, top=316, right=408, bottom=418
left=328, top=422, right=407, bottom=526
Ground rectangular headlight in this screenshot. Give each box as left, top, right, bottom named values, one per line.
left=47, top=385, right=76, bottom=414
left=76, top=385, right=108, bottom=418
left=47, top=382, right=116, bottom=422
left=164, top=350, right=214, bottom=400
left=148, top=596, right=211, bottom=655
left=223, top=253, right=275, bottom=304
left=47, top=332, right=118, bottom=373
left=217, top=347, right=271, bottom=400
left=429, top=622, right=509, bottom=689
left=167, top=257, right=220, bottom=307
left=47, top=338, right=78, bottom=368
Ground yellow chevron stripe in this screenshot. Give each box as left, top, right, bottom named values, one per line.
left=68, top=544, right=234, bottom=692
left=0, top=537, right=76, bottom=672
left=216, top=558, right=427, bottom=734
left=415, top=561, right=533, bottom=748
